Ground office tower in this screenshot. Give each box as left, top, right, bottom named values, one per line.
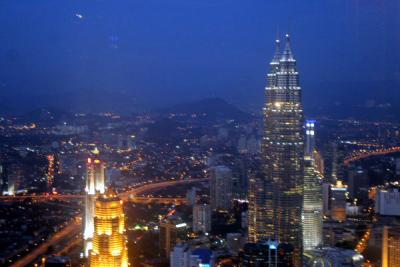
left=186, top=187, right=197, bottom=206
left=322, top=183, right=331, bottom=216
left=325, top=142, right=346, bottom=184
left=226, top=233, right=243, bottom=256
left=46, top=154, right=58, bottom=189
left=238, top=241, right=294, bottom=267
left=305, top=120, right=316, bottom=156
left=89, top=188, right=128, bottom=267
left=262, top=34, right=304, bottom=266
left=83, top=148, right=106, bottom=257
left=375, top=188, right=400, bottom=216
left=210, top=165, right=233, bottom=211
left=248, top=171, right=272, bottom=243
left=160, top=219, right=188, bottom=258
left=303, top=120, right=323, bottom=250
left=382, top=226, right=400, bottom=267
left=330, top=180, right=347, bottom=222
left=192, top=203, right=211, bottom=233
left=347, top=164, right=369, bottom=201
left=6, top=164, right=23, bottom=195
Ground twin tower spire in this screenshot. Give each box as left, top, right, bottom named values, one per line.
left=271, top=33, right=294, bottom=64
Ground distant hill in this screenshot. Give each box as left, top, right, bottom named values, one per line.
left=156, top=98, right=252, bottom=122
left=16, top=107, right=73, bottom=126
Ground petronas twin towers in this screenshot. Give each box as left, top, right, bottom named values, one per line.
left=248, top=34, right=322, bottom=266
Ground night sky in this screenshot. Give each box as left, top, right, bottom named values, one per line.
left=0, top=0, right=399, bottom=114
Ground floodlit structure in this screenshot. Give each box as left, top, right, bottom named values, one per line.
left=89, top=188, right=128, bottom=267
left=382, top=226, right=400, bottom=267
left=330, top=180, right=347, bottom=222
left=262, top=34, right=304, bottom=266
left=84, top=148, right=106, bottom=257
left=247, top=171, right=272, bottom=243
left=303, top=120, right=323, bottom=250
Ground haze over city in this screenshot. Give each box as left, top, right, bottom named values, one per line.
left=0, top=0, right=399, bottom=116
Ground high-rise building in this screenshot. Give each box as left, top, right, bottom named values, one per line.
left=89, top=188, right=128, bottom=267
left=347, top=164, right=369, bottom=201
left=192, top=203, right=211, bottom=233
left=262, top=34, right=304, bottom=266
left=210, top=165, right=233, bottom=211
left=375, top=188, right=400, bottom=216
left=382, top=226, right=400, bottom=267
left=303, top=120, right=323, bottom=250
left=84, top=148, right=106, bottom=257
left=330, top=180, right=347, bottom=222
left=247, top=171, right=272, bottom=243
left=160, top=219, right=188, bottom=258
left=226, top=233, right=244, bottom=256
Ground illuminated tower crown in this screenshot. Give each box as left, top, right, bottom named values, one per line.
left=90, top=188, right=128, bottom=267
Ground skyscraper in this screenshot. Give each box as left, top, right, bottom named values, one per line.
left=247, top=171, right=273, bottom=243
left=210, top=165, right=233, bottom=211
left=330, top=180, right=347, bottom=222
left=192, top=203, right=211, bottom=233
left=84, top=148, right=106, bottom=257
left=262, top=34, right=304, bottom=266
left=303, top=120, right=323, bottom=250
left=89, top=188, right=128, bottom=267
left=382, top=226, right=400, bottom=267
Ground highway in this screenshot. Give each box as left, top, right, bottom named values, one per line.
left=11, top=217, right=82, bottom=267
left=0, top=178, right=208, bottom=202
left=344, top=146, right=400, bottom=166
left=9, top=178, right=207, bottom=266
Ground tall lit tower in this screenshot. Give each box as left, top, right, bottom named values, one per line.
left=263, top=34, right=304, bottom=266
left=89, top=188, right=128, bottom=267
left=303, top=120, right=323, bottom=250
left=84, top=148, right=106, bottom=257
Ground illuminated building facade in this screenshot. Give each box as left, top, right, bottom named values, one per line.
left=84, top=148, right=106, bottom=257
left=330, top=180, right=347, bottom=222
left=89, top=188, right=128, bottom=267
left=46, top=155, right=55, bottom=188
left=262, top=34, right=304, bottom=266
left=382, top=226, right=400, bottom=267
left=247, top=171, right=272, bottom=243
left=303, top=120, right=323, bottom=250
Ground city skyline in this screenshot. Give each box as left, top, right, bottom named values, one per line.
left=0, top=1, right=399, bottom=267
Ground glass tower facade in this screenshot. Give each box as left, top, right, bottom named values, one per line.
left=262, top=34, right=304, bottom=267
